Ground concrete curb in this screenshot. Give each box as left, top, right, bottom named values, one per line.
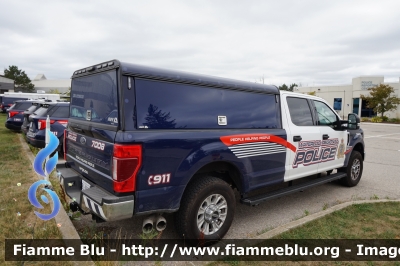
left=255, top=199, right=400, bottom=239
left=19, top=134, right=94, bottom=265
left=361, top=122, right=400, bottom=127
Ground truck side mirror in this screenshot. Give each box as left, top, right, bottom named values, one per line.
left=348, top=113, right=360, bottom=130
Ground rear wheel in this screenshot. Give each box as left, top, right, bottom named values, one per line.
left=340, top=151, right=363, bottom=187
left=175, top=176, right=235, bottom=245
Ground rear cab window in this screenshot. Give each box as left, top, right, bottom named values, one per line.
left=70, top=70, right=118, bottom=126
left=286, top=97, right=314, bottom=126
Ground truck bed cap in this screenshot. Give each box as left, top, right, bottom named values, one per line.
left=73, top=59, right=280, bottom=95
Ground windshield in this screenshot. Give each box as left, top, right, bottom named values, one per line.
left=70, top=70, right=118, bottom=126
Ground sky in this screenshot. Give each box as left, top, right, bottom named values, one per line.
left=1, top=0, right=400, bottom=87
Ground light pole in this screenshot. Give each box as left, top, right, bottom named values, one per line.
left=343, top=90, right=346, bottom=120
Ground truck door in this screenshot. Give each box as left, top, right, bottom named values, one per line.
left=311, top=100, right=347, bottom=172
left=281, top=94, right=320, bottom=181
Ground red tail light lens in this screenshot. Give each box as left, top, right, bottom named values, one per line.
left=9, top=111, right=19, bottom=118
left=112, top=144, right=142, bottom=193
left=38, top=119, right=56, bottom=130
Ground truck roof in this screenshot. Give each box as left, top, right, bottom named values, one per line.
left=279, top=90, right=326, bottom=101
left=72, top=59, right=280, bottom=95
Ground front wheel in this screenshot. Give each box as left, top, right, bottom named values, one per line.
left=340, top=151, right=363, bottom=187
left=175, top=176, right=235, bottom=244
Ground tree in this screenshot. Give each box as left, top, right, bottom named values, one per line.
left=279, top=84, right=289, bottom=91
left=360, top=84, right=400, bottom=118
left=279, top=83, right=298, bottom=92
left=3, top=65, right=35, bottom=92
left=289, top=83, right=298, bottom=91
left=49, top=89, right=61, bottom=94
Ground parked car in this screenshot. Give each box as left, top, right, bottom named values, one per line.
left=5, top=100, right=38, bottom=131
left=26, top=102, right=70, bottom=154
left=21, top=101, right=49, bottom=135
left=1, top=96, right=29, bottom=113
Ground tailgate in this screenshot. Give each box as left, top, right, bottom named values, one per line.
left=65, top=131, right=114, bottom=193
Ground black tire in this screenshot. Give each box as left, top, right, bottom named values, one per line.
left=340, top=151, right=363, bottom=187
left=175, top=176, right=235, bottom=245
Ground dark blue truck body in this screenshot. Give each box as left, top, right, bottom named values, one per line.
left=57, top=60, right=365, bottom=242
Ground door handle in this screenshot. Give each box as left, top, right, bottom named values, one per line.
left=323, top=134, right=330, bottom=140
left=293, top=136, right=302, bottom=142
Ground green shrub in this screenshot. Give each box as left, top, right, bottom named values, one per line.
left=371, top=116, right=383, bottom=123
left=361, top=117, right=370, bottom=122
left=382, top=116, right=389, bottom=122
left=389, top=118, right=400, bottom=123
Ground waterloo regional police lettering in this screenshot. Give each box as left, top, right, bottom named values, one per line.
left=293, top=138, right=339, bottom=168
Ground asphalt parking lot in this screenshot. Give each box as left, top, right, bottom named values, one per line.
left=72, top=123, right=400, bottom=240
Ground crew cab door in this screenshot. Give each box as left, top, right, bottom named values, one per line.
left=311, top=99, right=347, bottom=172
left=281, top=94, right=321, bottom=181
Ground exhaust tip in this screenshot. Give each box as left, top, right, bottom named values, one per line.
left=155, top=215, right=167, bottom=231
left=142, top=223, right=153, bottom=234
left=142, top=214, right=156, bottom=233
left=156, top=220, right=167, bottom=231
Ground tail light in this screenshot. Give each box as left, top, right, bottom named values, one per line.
left=112, top=144, right=142, bottom=193
left=63, top=129, right=67, bottom=161
left=38, top=119, right=68, bottom=130
left=58, top=120, right=68, bottom=127
left=9, top=111, right=20, bottom=118
left=38, top=119, right=50, bottom=130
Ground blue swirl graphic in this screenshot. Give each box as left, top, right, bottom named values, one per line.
left=29, top=129, right=61, bottom=220
left=28, top=180, right=60, bottom=220
left=33, top=129, right=59, bottom=177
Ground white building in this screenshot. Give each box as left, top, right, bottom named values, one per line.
left=296, top=76, right=400, bottom=119
left=0, top=75, right=14, bottom=93
left=31, top=74, right=71, bottom=93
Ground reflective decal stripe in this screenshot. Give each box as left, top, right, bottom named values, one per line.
left=220, top=134, right=296, bottom=152
left=83, top=195, right=106, bottom=220
left=228, top=142, right=286, bottom=158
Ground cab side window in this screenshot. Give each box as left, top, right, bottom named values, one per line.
left=287, top=97, right=314, bottom=126
left=313, top=100, right=338, bottom=127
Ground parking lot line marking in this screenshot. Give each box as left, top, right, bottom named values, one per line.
left=364, top=133, right=400, bottom=139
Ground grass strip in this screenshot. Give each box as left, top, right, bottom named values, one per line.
left=0, top=113, right=72, bottom=265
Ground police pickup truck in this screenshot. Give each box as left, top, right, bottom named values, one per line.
left=57, top=60, right=365, bottom=243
